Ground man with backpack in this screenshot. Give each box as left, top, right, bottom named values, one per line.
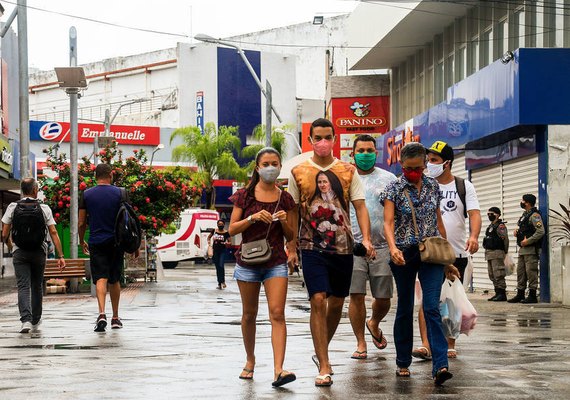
left=1, top=178, right=66, bottom=333
left=412, top=141, right=481, bottom=360
left=79, top=163, right=139, bottom=332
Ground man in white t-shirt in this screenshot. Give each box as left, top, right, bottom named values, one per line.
left=412, top=141, right=481, bottom=360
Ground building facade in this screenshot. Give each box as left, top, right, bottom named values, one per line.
left=349, top=1, right=570, bottom=303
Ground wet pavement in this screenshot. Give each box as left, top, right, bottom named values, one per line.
left=1, top=261, right=570, bottom=399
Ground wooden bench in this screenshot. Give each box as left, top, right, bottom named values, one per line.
left=44, top=258, right=88, bottom=294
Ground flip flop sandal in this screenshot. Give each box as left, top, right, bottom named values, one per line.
left=312, top=355, right=334, bottom=375
left=315, top=374, right=333, bottom=387
left=434, top=368, right=453, bottom=386
left=366, top=321, right=388, bottom=350
left=447, top=349, right=457, bottom=358
left=396, top=367, right=411, bottom=377
left=272, top=371, right=296, bottom=387
left=351, top=350, right=368, bottom=360
left=411, top=346, right=432, bottom=360
left=239, top=368, right=254, bottom=380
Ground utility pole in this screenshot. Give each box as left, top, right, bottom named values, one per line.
left=265, top=80, right=272, bottom=147
left=17, top=0, right=29, bottom=178
left=69, top=27, right=79, bottom=259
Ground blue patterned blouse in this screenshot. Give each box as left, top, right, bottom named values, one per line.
left=380, top=175, right=443, bottom=250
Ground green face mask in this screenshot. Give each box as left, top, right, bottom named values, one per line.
left=354, top=152, right=377, bottom=171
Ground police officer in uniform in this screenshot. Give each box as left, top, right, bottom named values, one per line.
left=508, top=194, right=545, bottom=304
left=483, top=207, right=509, bottom=301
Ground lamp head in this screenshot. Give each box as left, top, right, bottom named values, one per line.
left=500, top=51, right=514, bottom=64
left=194, top=33, right=218, bottom=44
left=156, top=143, right=165, bottom=150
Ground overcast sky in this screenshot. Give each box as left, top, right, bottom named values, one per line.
left=1, top=0, right=357, bottom=71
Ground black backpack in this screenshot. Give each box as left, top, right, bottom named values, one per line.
left=114, top=188, right=142, bottom=254
left=11, top=199, right=47, bottom=250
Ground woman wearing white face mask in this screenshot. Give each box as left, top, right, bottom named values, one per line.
left=228, top=147, right=297, bottom=387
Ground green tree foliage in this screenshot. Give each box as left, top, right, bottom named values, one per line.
left=241, top=124, right=293, bottom=173
left=40, top=141, right=201, bottom=237
left=170, top=123, right=247, bottom=208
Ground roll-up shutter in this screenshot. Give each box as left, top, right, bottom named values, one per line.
left=452, top=153, right=467, bottom=180
left=469, top=154, right=539, bottom=292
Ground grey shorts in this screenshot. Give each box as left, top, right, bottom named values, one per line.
left=349, top=247, right=393, bottom=299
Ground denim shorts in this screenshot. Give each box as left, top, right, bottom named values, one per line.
left=233, top=263, right=288, bottom=283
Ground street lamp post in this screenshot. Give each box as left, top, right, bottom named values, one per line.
left=275, top=128, right=302, bottom=154
left=94, top=98, right=149, bottom=165
left=149, top=143, right=165, bottom=166
left=194, top=34, right=282, bottom=147
left=54, top=67, right=87, bottom=259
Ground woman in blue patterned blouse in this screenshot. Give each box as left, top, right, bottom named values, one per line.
left=381, top=142, right=454, bottom=386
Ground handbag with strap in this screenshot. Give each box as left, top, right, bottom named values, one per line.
left=240, top=191, right=282, bottom=266
left=404, top=189, right=456, bottom=266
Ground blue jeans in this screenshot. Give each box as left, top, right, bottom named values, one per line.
left=212, top=249, right=226, bottom=285
left=389, top=245, right=448, bottom=377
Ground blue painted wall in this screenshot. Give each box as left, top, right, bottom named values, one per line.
left=217, top=47, right=262, bottom=158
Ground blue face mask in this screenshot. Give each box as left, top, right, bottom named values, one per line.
left=354, top=152, right=376, bottom=171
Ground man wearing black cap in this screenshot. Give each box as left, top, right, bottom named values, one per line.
left=412, top=140, right=481, bottom=360
left=508, top=194, right=544, bottom=304
left=483, top=207, right=509, bottom=301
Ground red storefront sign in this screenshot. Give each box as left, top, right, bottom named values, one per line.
left=329, top=96, right=390, bottom=160
left=30, top=120, right=160, bottom=146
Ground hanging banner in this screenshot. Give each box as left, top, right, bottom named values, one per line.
left=29, top=121, right=160, bottom=146
left=196, top=91, right=204, bottom=134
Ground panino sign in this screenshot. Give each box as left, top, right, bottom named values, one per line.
left=30, top=121, right=160, bottom=146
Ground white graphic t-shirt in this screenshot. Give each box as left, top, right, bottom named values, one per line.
left=438, top=179, right=480, bottom=257
left=350, top=168, right=397, bottom=249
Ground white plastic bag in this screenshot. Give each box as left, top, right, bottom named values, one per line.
left=440, top=279, right=478, bottom=338
left=504, top=253, right=515, bottom=276
left=463, top=256, right=474, bottom=291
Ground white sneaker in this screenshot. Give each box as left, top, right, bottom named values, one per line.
left=19, top=321, right=32, bottom=333
left=31, top=320, right=42, bottom=332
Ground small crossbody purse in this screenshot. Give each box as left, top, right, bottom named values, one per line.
left=240, top=191, right=282, bottom=266
left=404, top=189, right=456, bottom=266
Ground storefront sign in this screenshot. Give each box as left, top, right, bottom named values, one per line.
left=0, top=137, right=12, bottom=173
left=29, top=121, right=160, bottom=146
left=330, top=96, right=390, bottom=161
left=196, top=91, right=204, bottom=134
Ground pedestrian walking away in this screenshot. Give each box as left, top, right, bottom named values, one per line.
left=414, top=141, right=481, bottom=360
left=508, top=194, right=545, bottom=304
left=347, top=135, right=397, bottom=361
left=1, top=178, right=66, bottom=334
left=288, top=118, right=376, bottom=387
left=483, top=207, right=509, bottom=301
left=79, top=163, right=139, bottom=332
left=228, top=147, right=297, bottom=387
left=381, top=142, right=455, bottom=386
left=208, top=219, right=230, bottom=290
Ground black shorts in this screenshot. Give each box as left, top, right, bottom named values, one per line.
left=89, top=240, right=124, bottom=284
left=301, top=250, right=354, bottom=298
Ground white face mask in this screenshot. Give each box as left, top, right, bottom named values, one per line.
left=258, top=166, right=280, bottom=183
left=426, top=162, right=445, bottom=178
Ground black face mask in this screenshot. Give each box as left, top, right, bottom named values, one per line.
left=487, top=214, right=496, bottom=222
left=217, top=225, right=224, bottom=229
left=520, top=202, right=526, bottom=209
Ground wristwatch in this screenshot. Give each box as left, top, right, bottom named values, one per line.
left=247, top=215, right=256, bottom=224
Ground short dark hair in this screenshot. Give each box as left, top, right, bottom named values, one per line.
left=95, top=163, right=112, bottom=180
left=21, top=178, right=38, bottom=196
left=352, top=134, right=376, bottom=151
left=310, top=118, right=335, bottom=137
left=488, top=207, right=501, bottom=215
left=523, top=194, right=537, bottom=206
left=400, top=142, right=426, bottom=163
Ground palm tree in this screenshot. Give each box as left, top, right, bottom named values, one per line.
left=170, top=123, right=247, bottom=208
left=241, top=124, right=293, bottom=173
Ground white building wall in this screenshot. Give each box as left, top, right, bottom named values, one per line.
left=228, top=15, right=349, bottom=100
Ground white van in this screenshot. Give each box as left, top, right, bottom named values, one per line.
left=157, top=209, right=220, bottom=269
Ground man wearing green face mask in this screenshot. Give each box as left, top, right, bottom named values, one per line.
left=348, top=135, right=397, bottom=360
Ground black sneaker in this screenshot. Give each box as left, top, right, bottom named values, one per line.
left=111, top=318, right=123, bottom=329
left=94, top=314, right=107, bottom=332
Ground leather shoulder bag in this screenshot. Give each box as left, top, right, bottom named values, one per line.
left=404, top=189, right=456, bottom=266
left=240, top=191, right=282, bottom=266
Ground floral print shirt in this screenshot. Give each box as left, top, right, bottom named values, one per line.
left=380, top=175, right=443, bottom=250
